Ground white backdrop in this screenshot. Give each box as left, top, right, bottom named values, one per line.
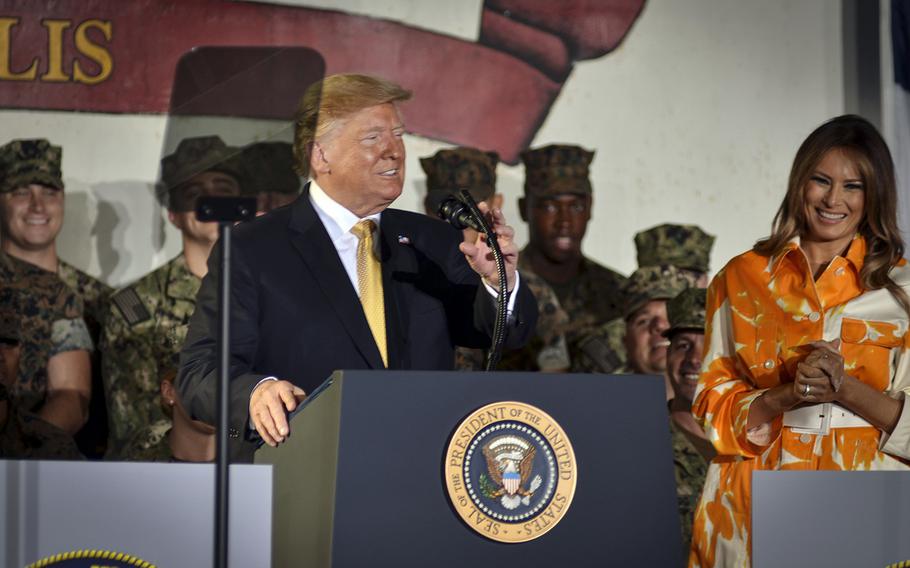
left=0, top=0, right=845, bottom=287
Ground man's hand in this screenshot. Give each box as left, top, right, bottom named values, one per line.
left=459, top=203, right=518, bottom=292
left=249, top=379, right=307, bottom=447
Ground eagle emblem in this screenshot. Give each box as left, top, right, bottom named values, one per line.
left=480, top=435, right=543, bottom=510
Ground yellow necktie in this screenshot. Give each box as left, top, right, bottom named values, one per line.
left=351, top=219, right=387, bottom=367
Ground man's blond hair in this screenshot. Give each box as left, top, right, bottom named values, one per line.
left=293, top=73, right=412, bottom=177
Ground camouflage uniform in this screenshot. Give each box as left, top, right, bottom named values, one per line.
left=104, top=136, right=241, bottom=459
left=124, top=427, right=174, bottom=462
left=635, top=223, right=715, bottom=275
left=519, top=144, right=627, bottom=367
left=576, top=224, right=714, bottom=374
left=576, top=265, right=690, bottom=374
left=58, top=260, right=112, bottom=457
left=670, top=418, right=707, bottom=554
left=57, top=260, right=111, bottom=340
left=0, top=253, right=87, bottom=458
left=102, top=254, right=200, bottom=459
left=240, top=141, right=301, bottom=211
left=1, top=137, right=114, bottom=456
left=456, top=270, right=571, bottom=372
left=0, top=251, right=89, bottom=411
left=664, top=287, right=710, bottom=554
left=422, top=146, right=571, bottom=372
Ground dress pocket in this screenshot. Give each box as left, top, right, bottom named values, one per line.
left=840, top=317, right=901, bottom=390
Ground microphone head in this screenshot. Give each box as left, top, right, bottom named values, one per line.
left=437, top=194, right=483, bottom=231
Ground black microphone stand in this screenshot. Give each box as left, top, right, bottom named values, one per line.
left=195, top=196, right=257, bottom=568
left=438, top=190, right=510, bottom=371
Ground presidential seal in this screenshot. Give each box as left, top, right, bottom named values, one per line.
left=444, top=401, right=577, bottom=543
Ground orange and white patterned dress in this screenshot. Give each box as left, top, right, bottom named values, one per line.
left=690, top=235, right=910, bottom=567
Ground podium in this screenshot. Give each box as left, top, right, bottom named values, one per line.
left=753, top=471, right=910, bottom=567
left=255, top=370, right=682, bottom=567
left=0, top=461, right=271, bottom=567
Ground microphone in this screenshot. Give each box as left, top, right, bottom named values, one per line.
left=437, top=193, right=484, bottom=232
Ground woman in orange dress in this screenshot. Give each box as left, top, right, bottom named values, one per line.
left=690, top=115, right=910, bottom=567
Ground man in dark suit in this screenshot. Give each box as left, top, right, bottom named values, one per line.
left=177, top=74, right=537, bottom=461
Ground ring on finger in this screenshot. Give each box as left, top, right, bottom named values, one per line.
left=804, top=384, right=811, bottom=396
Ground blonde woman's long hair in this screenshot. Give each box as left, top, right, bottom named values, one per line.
left=754, top=114, right=910, bottom=316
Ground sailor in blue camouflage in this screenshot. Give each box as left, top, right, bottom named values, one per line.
left=102, top=136, right=243, bottom=459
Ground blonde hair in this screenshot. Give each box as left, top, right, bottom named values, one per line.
left=754, top=115, right=910, bottom=316
left=292, top=73, right=412, bottom=177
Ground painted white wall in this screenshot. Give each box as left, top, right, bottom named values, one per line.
left=0, top=0, right=844, bottom=287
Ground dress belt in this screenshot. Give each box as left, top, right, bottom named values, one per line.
left=783, top=403, right=872, bottom=435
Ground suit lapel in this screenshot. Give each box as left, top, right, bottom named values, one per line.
left=379, top=211, right=412, bottom=370
left=288, top=186, right=384, bottom=369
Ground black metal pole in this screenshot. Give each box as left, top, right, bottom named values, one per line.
left=215, top=222, right=231, bottom=568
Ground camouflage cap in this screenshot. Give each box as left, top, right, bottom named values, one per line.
left=240, top=142, right=301, bottom=196
left=421, top=147, right=498, bottom=212
left=521, top=144, right=594, bottom=197
left=0, top=139, right=64, bottom=194
left=621, top=264, right=691, bottom=320
left=663, top=287, right=707, bottom=337
left=160, top=135, right=244, bottom=196
left=635, top=223, right=715, bottom=273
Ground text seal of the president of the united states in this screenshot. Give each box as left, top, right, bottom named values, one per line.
left=444, top=401, right=577, bottom=543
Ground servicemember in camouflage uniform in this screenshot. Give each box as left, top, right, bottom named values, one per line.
left=240, top=141, right=302, bottom=214
left=635, top=223, right=714, bottom=287
left=126, top=324, right=214, bottom=462
left=102, top=136, right=243, bottom=459
left=578, top=264, right=689, bottom=378
left=421, top=146, right=570, bottom=371
left=0, top=139, right=98, bottom=442
left=517, top=144, right=626, bottom=366
left=663, top=287, right=713, bottom=554
left=575, top=223, right=714, bottom=374
left=0, top=254, right=87, bottom=458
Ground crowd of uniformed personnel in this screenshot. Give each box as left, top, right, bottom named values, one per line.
left=0, top=135, right=714, bottom=551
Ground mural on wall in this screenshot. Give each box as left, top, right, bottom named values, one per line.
left=0, top=0, right=645, bottom=162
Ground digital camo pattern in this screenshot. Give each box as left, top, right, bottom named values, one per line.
left=57, top=260, right=112, bottom=343
left=520, top=144, right=594, bottom=197
left=421, top=146, right=498, bottom=213
left=635, top=223, right=715, bottom=274
left=670, top=419, right=708, bottom=557
left=0, top=252, right=84, bottom=413
left=0, top=390, right=84, bottom=459
left=690, top=236, right=910, bottom=567
left=101, top=254, right=200, bottom=459
left=0, top=138, right=64, bottom=193
left=240, top=141, right=301, bottom=196
left=455, top=270, right=570, bottom=372
left=574, top=317, right=626, bottom=373
left=620, top=264, right=691, bottom=321
left=124, top=426, right=173, bottom=462
left=575, top=256, right=705, bottom=374
left=519, top=252, right=626, bottom=370
left=159, top=135, right=244, bottom=210
left=665, top=287, right=707, bottom=337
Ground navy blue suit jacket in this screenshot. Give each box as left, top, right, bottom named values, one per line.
left=178, top=187, right=537, bottom=461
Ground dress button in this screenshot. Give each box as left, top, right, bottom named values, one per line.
left=835, top=267, right=845, bottom=276
left=799, top=433, right=812, bottom=444
left=763, top=359, right=775, bottom=369
left=808, top=311, right=820, bottom=322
